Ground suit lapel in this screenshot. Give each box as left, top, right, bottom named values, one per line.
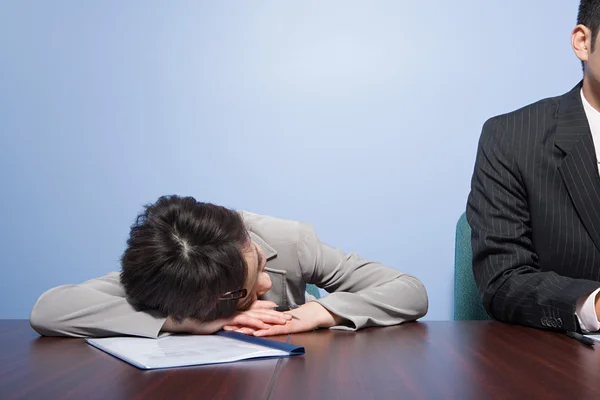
left=556, top=82, right=600, bottom=252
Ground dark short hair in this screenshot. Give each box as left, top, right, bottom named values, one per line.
left=579, top=1, right=600, bottom=51
left=579, top=1, right=600, bottom=70
left=120, top=195, right=249, bottom=322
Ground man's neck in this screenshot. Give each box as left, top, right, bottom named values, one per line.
left=582, top=77, right=600, bottom=113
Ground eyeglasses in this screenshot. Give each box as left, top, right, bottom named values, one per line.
left=217, top=288, right=247, bottom=301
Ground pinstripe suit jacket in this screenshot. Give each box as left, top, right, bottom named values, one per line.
left=467, top=82, right=600, bottom=333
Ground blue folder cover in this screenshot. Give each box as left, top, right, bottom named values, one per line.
left=216, top=331, right=305, bottom=354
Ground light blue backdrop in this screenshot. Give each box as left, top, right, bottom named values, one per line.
left=0, top=1, right=583, bottom=320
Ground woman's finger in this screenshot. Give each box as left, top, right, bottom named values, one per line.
left=249, top=300, right=278, bottom=310
left=236, top=327, right=256, bottom=335
left=244, top=310, right=291, bottom=325
left=230, top=313, right=272, bottom=330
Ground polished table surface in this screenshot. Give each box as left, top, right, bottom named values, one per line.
left=1, top=320, right=600, bottom=399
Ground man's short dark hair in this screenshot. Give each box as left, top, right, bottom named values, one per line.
left=120, top=195, right=249, bottom=322
left=579, top=1, right=600, bottom=54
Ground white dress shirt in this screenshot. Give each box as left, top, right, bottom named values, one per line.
left=575, top=89, right=600, bottom=332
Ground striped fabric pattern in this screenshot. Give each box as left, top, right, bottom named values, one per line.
left=467, top=82, right=600, bottom=332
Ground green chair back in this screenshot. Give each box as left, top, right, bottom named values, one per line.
left=306, top=284, right=320, bottom=299
left=454, top=213, right=489, bottom=320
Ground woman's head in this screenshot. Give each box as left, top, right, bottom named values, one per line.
left=120, top=195, right=266, bottom=322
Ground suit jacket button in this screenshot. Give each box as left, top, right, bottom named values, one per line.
left=557, top=318, right=563, bottom=328
left=541, top=317, right=548, bottom=327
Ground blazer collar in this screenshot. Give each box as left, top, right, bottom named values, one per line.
left=248, top=231, right=277, bottom=260
left=555, top=81, right=593, bottom=153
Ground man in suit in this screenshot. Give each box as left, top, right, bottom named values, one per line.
left=30, top=195, right=428, bottom=338
left=467, top=0, right=600, bottom=333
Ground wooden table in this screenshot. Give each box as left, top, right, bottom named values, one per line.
left=1, top=320, right=600, bottom=399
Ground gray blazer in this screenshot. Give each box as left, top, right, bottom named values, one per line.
left=30, top=211, right=428, bottom=337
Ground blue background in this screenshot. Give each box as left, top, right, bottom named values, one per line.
left=0, top=1, right=582, bottom=319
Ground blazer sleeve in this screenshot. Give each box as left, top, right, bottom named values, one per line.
left=30, top=272, right=167, bottom=338
left=467, top=117, right=600, bottom=332
left=297, top=223, right=428, bottom=330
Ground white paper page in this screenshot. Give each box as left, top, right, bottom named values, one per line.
left=583, top=333, right=600, bottom=343
left=87, top=335, right=288, bottom=369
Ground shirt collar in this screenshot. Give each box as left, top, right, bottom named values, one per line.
left=581, top=89, right=600, bottom=132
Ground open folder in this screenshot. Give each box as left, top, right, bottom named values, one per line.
left=86, top=331, right=305, bottom=370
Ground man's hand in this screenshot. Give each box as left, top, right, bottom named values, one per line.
left=161, top=300, right=292, bottom=335
left=224, top=301, right=344, bottom=337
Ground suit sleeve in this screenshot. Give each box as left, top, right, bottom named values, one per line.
left=467, top=117, right=600, bottom=332
left=297, top=223, right=428, bottom=330
left=30, top=272, right=167, bottom=338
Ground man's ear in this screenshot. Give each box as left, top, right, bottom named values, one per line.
left=573, top=24, right=593, bottom=63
